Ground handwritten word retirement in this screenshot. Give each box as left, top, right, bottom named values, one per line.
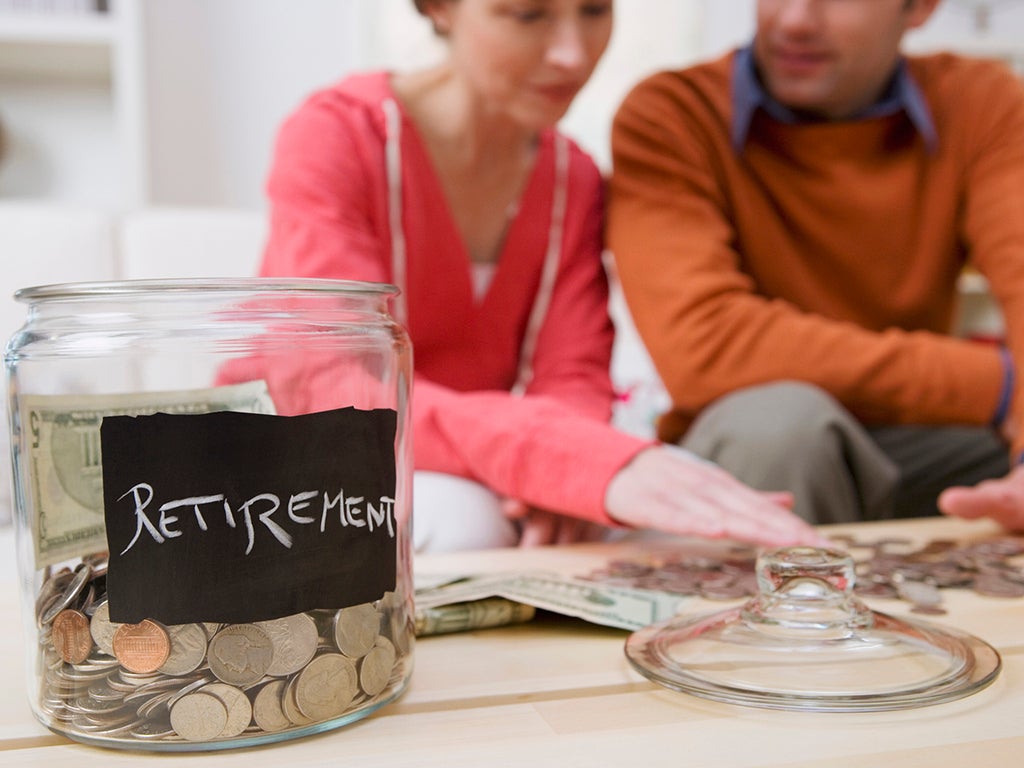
left=116, top=482, right=396, bottom=556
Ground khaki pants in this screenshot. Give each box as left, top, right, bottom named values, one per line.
left=680, top=381, right=1009, bottom=525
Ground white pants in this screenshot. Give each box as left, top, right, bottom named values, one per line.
left=412, top=472, right=520, bottom=553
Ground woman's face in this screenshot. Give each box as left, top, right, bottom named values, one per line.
left=431, top=0, right=613, bottom=129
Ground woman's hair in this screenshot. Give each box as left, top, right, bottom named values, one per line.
left=413, top=0, right=449, bottom=35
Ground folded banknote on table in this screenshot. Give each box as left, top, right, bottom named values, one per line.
left=413, top=571, right=684, bottom=636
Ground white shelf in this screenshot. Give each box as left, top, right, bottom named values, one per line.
left=0, top=12, right=113, bottom=45
left=0, top=0, right=145, bottom=206
left=0, top=12, right=114, bottom=79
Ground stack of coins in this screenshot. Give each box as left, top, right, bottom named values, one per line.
left=35, top=555, right=412, bottom=745
left=581, top=535, right=1024, bottom=616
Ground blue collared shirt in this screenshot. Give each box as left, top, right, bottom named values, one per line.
left=730, top=45, right=938, bottom=152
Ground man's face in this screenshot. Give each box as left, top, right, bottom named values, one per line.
left=753, top=0, right=939, bottom=119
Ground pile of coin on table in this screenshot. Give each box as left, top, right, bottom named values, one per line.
left=581, top=535, right=1024, bottom=615
left=34, top=554, right=412, bottom=745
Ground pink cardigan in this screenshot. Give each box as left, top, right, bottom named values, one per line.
left=260, top=73, right=647, bottom=524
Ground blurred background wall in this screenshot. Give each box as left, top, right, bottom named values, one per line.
left=0, top=0, right=1021, bottom=210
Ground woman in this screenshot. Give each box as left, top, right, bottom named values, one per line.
left=260, top=0, right=823, bottom=551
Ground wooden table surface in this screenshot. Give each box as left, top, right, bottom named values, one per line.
left=0, top=516, right=1021, bottom=767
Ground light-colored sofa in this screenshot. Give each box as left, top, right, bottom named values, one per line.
left=0, top=203, right=268, bottom=520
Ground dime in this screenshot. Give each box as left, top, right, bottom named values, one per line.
left=88, top=601, right=120, bottom=656
left=112, top=620, right=171, bottom=674
left=282, top=676, right=314, bottom=725
left=158, top=623, right=208, bottom=677
left=117, top=669, right=163, bottom=686
left=130, top=719, right=177, bottom=741
left=36, top=569, right=73, bottom=624
left=136, top=689, right=177, bottom=720
left=170, top=691, right=228, bottom=742
left=40, top=563, right=91, bottom=625
left=255, top=613, right=318, bottom=677
left=51, top=609, right=93, bottom=664
left=87, top=679, right=123, bottom=703
left=166, top=674, right=216, bottom=710
left=295, top=653, right=358, bottom=721
left=358, top=637, right=396, bottom=696
left=201, top=683, right=252, bottom=739
left=71, top=693, right=128, bottom=717
left=252, top=679, right=292, bottom=733
left=333, top=603, right=381, bottom=658
left=123, top=673, right=190, bottom=704
left=208, top=624, right=274, bottom=686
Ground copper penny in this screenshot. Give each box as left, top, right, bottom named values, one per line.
left=112, top=619, right=171, bottom=673
left=51, top=609, right=93, bottom=664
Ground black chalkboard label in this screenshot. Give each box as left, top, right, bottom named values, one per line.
left=101, top=407, right=398, bottom=625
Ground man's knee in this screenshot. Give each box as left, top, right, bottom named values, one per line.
left=681, top=381, right=898, bottom=523
left=685, top=381, right=847, bottom=457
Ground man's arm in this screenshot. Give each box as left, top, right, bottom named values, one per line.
left=954, top=61, right=1024, bottom=458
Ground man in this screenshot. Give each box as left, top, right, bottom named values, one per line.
left=608, top=0, right=1024, bottom=530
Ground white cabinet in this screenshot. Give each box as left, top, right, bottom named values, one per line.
left=0, top=0, right=145, bottom=207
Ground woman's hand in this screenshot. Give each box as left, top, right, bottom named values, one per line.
left=604, top=446, right=829, bottom=548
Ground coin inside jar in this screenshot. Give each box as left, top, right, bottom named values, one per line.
left=88, top=600, right=120, bottom=657
left=40, top=564, right=92, bottom=626
left=252, top=679, right=292, bottom=733
left=200, top=682, right=252, bottom=739
left=358, top=637, right=396, bottom=696
left=295, top=653, right=358, bottom=721
left=170, top=691, right=229, bottom=742
left=208, top=624, right=274, bottom=686
left=158, top=623, right=209, bottom=677
left=333, top=603, right=381, bottom=658
left=112, top=619, right=170, bottom=674
left=51, top=609, right=93, bottom=664
left=255, top=613, right=318, bottom=677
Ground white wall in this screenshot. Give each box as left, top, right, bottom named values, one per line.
left=702, top=1, right=1024, bottom=65
left=142, top=0, right=369, bottom=208
left=0, top=79, right=117, bottom=203
left=563, top=1, right=702, bottom=171
left=6, top=0, right=1024, bottom=209
left=143, top=0, right=705, bottom=207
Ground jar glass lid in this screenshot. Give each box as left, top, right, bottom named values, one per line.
left=625, top=546, right=1001, bottom=712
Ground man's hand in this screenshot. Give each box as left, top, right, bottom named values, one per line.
left=604, top=446, right=829, bottom=548
left=938, top=464, right=1024, bottom=532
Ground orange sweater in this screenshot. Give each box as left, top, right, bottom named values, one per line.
left=609, top=52, right=1024, bottom=454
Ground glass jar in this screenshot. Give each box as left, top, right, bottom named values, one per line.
left=3, top=278, right=414, bottom=751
